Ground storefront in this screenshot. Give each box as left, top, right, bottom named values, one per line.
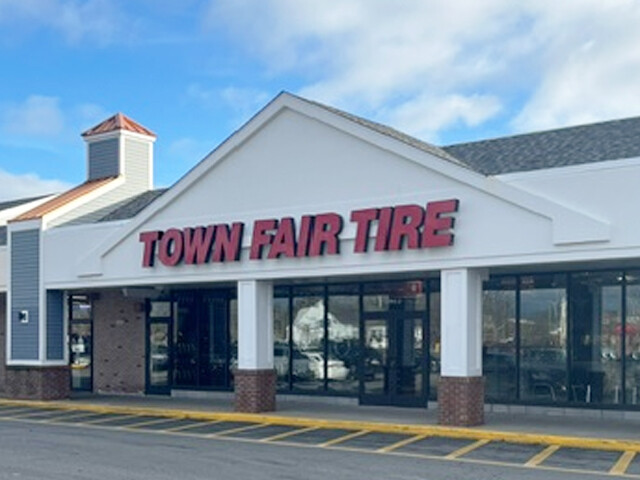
left=2, top=93, right=640, bottom=426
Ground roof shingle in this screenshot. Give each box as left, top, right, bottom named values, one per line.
left=443, top=117, right=640, bottom=176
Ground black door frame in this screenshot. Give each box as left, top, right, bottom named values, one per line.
left=359, top=308, right=429, bottom=407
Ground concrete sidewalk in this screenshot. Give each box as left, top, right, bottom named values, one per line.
left=56, top=393, right=640, bottom=443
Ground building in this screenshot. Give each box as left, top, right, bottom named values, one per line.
left=2, top=92, right=640, bottom=426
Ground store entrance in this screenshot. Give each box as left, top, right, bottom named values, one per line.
left=361, top=311, right=428, bottom=407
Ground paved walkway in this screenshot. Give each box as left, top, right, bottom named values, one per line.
left=63, top=393, right=640, bottom=442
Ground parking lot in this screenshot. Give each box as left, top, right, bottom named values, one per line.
left=0, top=402, right=639, bottom=478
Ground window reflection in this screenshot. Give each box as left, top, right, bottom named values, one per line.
left=327, top=290, right=360, bottom=394
left=483, top=277, right=517, bottom=402
left=570, top=272, right=623, bottom=404
left=292, top=286, right=325, bottom=391
left=625, top=274, right=640, bottom=405
left=519, top=275, right=568, bottom=402
left=273, top=296, right=290, bottom=390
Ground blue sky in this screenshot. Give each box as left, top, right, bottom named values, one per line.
left=1, top=0, right=640, bottom=200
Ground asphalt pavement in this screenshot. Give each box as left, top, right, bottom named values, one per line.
left=0, top=417, right=623, bottom=480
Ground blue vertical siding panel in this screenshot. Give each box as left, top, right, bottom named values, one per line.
left=88, top=139, right=119, bottom=180
left=46, top=290, right=64, bottom=361
left=10, top=229, right=40, bottom=361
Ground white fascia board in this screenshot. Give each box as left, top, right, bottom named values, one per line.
left=76, top=93, right=610, bottom=277
left=496, top=155, right=640, bottom=182
left=48, top=242, right=640, bottom=292
left=0, top=195, right=57, bottom=225
left=9, top=218, right=43, bottom=232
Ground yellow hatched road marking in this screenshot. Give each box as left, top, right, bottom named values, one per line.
left=166, top=420, right=224, bottom=432
left=319, top=430, right=369, bottom=448
left=83, top=414, right=140, bottom=425
left=445, top=439, right=491, bottom=459
left=207, top=423, right=268, bottom=437
left=260, top=426, right=319, bottom=442
left=378, top=434, right=429, bottom=453
left=120, top=417, right=177, bottom=429
left=525, top=445, right=560, bottom=467
left=0, top=407, right=40, bottom=416
left=41, top=411, right=104, bottom=424
left=610, top=451, right=636, bottom=476
left=5, top=409, right=63, bottom=418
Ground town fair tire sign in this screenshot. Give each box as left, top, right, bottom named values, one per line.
left=139, top=199, right=459, bottom=268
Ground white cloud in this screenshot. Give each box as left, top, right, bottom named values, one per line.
left=389, top=94, right=502, bottom=143
left=2, top=95, right=65, bottom=137
left=207, top=0, right=640, bottom=139
left=186, top=84, right=271, bottom=127
left=0, top=168, right=70, bottom=201
left=0, top=0, right=128, bottom=44
left=510, top=0, right=640, bottom=132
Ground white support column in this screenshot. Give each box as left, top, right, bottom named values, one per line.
left=441, top=268, right=486, bottom=377
left=235, top=279, right=276, bottom=413
left=439, top=267, right=487, bottom=426
left=238, top=279, right=274, bottom=370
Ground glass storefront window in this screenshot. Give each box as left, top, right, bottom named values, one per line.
left=625, top=273, right=640, bottom=405
left=273, top=295, right=291, bottom=390
left=363, top=281, right=426, bottom=312
left=483, top=277, right=517, bottom=402
left=71, top=295, right=92, bottom=320
left=327, top=285, right=360, bottom=394
left=229, top=299, right=238, bottom=388
left=428, top=284, right=440, bottom=401
left=292, top=286, right=325, bottom=391
left=519, top=274, right=568, bottom=403
left=570, top=272, right=623, bottom=404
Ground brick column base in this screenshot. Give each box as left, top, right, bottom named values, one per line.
left=234, top=369, right=276, bottom=413
left=438, top=376, right=485, bottom=426
left=4, top=366, right=70, bottom=400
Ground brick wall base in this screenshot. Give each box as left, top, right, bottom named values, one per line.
left=234, top=369, right=276, bottom=413
left=93, top=290, right=145, bottom=394
left=4, top=366, right=70, bottom=400
left=438, top=376, right=485, bottom=426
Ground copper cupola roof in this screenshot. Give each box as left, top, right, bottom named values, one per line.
left=81, top=113, right=156, bottom=138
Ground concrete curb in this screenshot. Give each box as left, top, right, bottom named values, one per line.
left=2, top=398, right=639, bottom=452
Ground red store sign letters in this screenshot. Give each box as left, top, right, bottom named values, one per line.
left=139, top=199, right=459, bottom=268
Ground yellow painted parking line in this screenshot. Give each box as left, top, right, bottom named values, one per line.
left=445, top=439, right=491, bottom=459
left=319, top=430, right=369, bottom=448
left=11, top=409, right=74, bottom=419
left=165, top=420, right=224, bottom=432
left=83, top=414, right=140, bottom=425
left=610, top=450, right=636, bottom=475
left=120, top=417, right=181, bottom=429
left=207, top=423, right=269, bottom=437
left=525, top=444, right=560, bottom=467
left=41, top=411, right=106, bottom=424
left=378, top=434, right=429, bottom=453
left=260, top=426, right=319, bottom=443
left=0, top=407, right=41, bottom=417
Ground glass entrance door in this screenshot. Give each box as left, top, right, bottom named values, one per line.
left=70, top=295, right=93, bottom=391
left=147, top=301, right=173, bottom=395
left=361, top=314, right=427, bottom=406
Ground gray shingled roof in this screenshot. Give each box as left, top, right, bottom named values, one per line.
left=98, top=189, right=167, bottom=222
left=443, top=117, right=640, bottom=176
left=0, top=194, right=50, bottom=212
